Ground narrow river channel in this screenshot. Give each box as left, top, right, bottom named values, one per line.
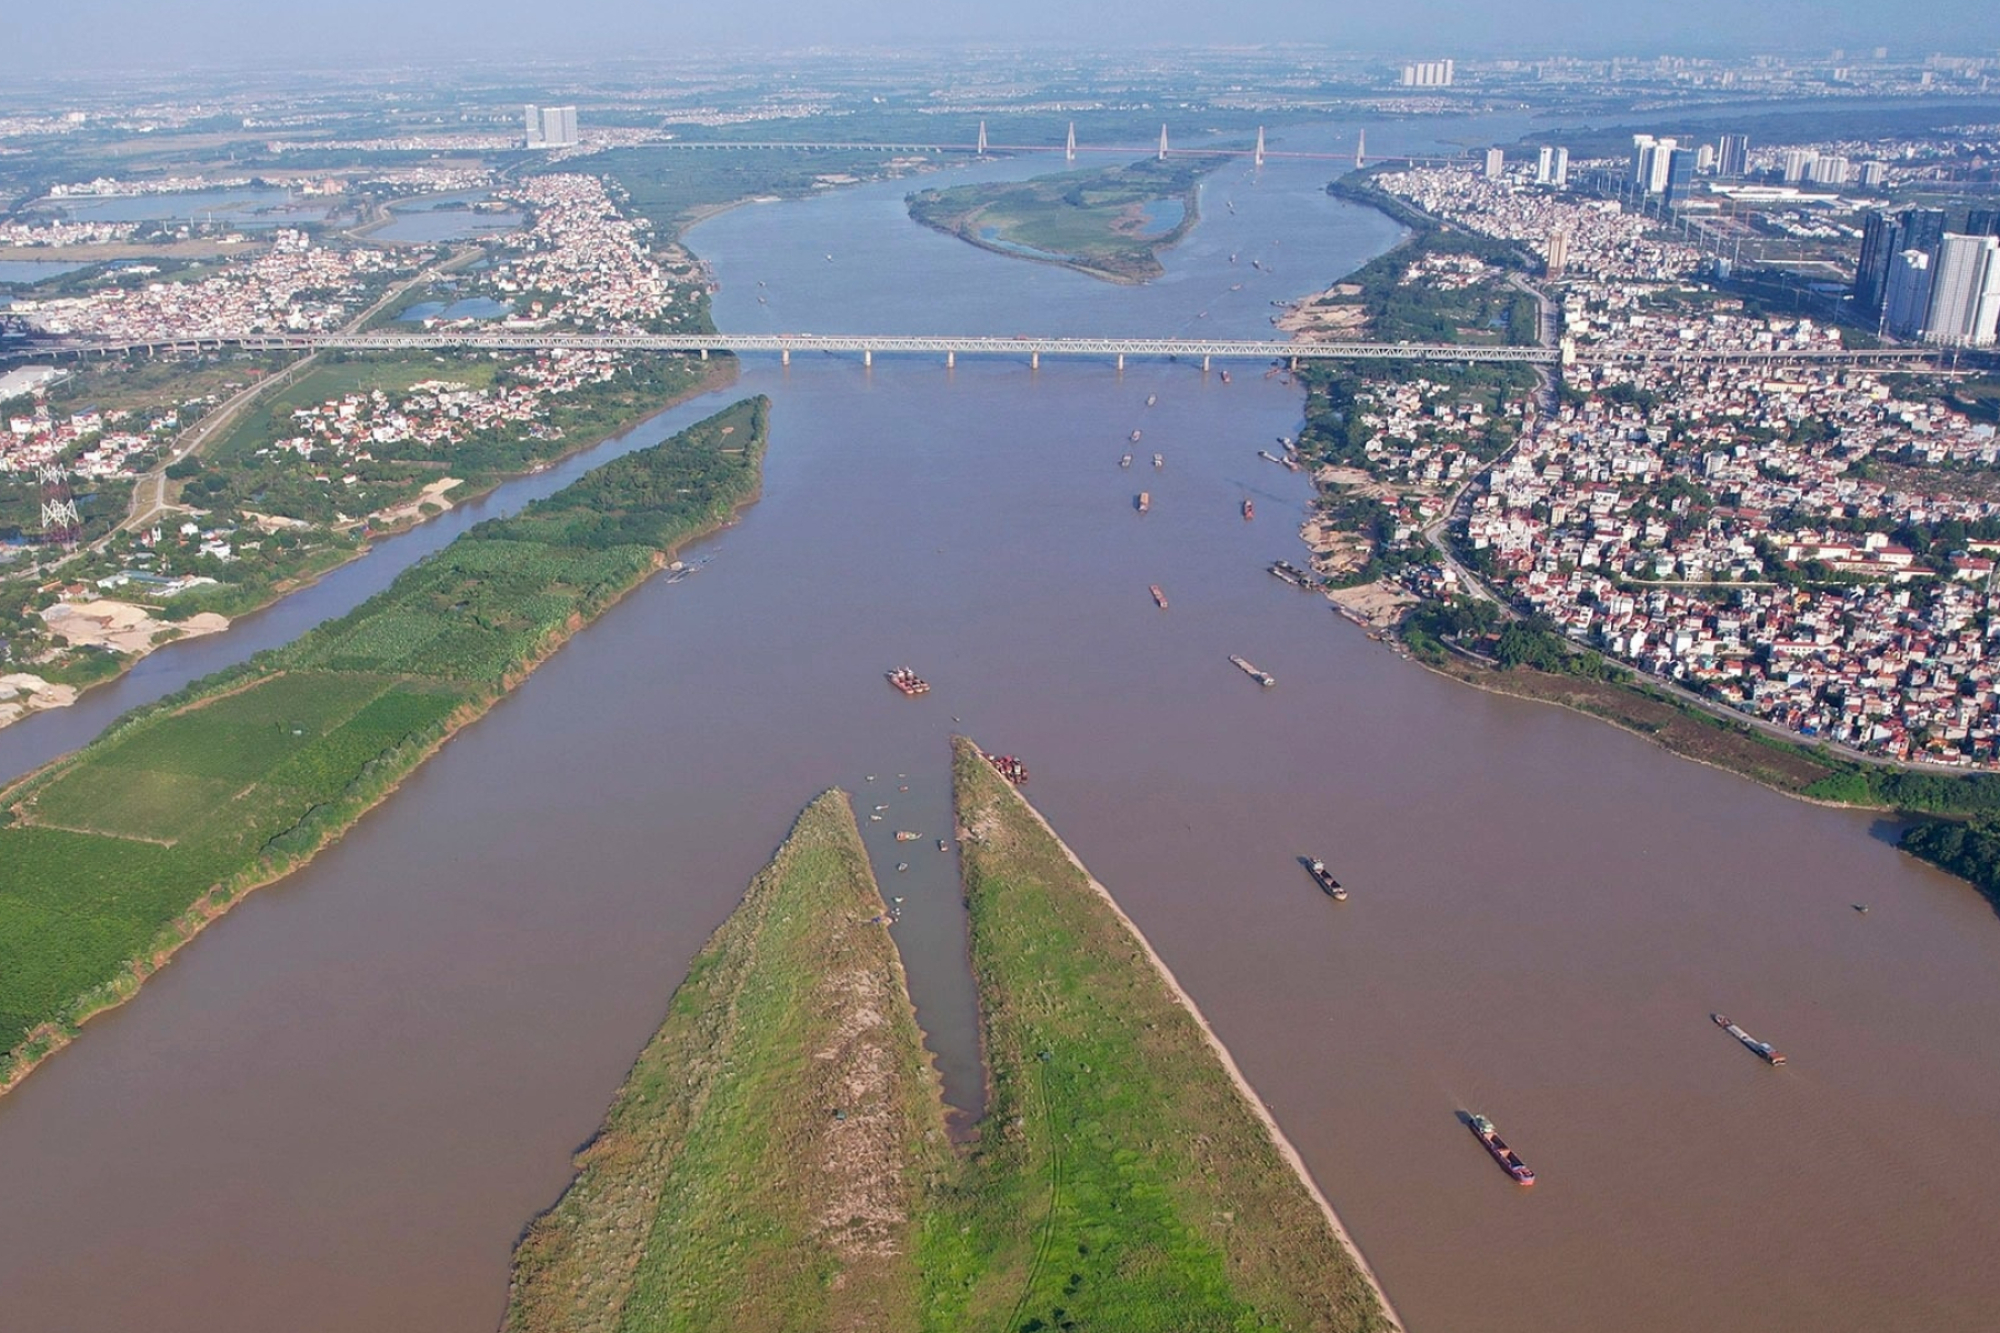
left=3, top=115, right=2000, bottom=1333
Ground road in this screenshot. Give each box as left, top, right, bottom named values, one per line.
left=107, top=245, right=481, bottom=545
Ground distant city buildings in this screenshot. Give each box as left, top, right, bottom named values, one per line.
left=1535, top=145, right=1569, bottom=187
left=523, top=104, right=579, bottom=149
left=1716, top=133, right=1751, bottom=177
left=1484, top=148, right=1505, bottom=180
left=1400, top=59, right=1455, bottom=88
left=1923, top=233, right=2000, bottom=346
left=1545, top=229, right=1570, bottom=277
left=1855, top=207, right=1949, bottom=321
left=1883, top=249, right=1933, bottom=338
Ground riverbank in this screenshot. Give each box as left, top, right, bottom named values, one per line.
left=0, top=356, right=737, bottom=739
left=0, top=396, right=768, bottom=1099
left=505, top=790, right=945, bottom=1333
left=941, top=737, right=1399, bottom=1332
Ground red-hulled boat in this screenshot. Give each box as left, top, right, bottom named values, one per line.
left=1468, top=1113, right=1536, bottom=1185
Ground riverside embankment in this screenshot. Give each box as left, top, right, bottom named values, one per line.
left=0, top=397, right=767, bottom=1096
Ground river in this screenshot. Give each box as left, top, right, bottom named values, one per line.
left=4, top=114, right=2000, bottom=1333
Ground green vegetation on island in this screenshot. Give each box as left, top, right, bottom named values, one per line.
left=0, top=396, right=769, bottom=1095
left=506, top=737, right=1395, bottom=1333
left=506, top=789, right=947, bottom=1333
left=908, top=157, right=1218, bottom=284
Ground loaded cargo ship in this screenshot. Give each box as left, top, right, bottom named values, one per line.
left=1229, top=654, right=1276, bottom=687
left=1306, top=857, right=1347, bottom=901
left=1468, top=1114, right=1536, bottom=1184
left=886, top=667, right=930, bottom=696
left=1712, top=1013, right=1786, bottom=1065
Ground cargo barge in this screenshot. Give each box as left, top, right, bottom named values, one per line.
left=886, top=667, right=930, bottom=696
left=1269, top=560, right=1318, bottom=590
left=1305, top=857, right=1347, bottom=901
left=1229, top=654, right=1276, bottom=687
left=1711, top=1013, right=1786, bottom=1065
left=1468, top=1113, right=1536, bottom=1185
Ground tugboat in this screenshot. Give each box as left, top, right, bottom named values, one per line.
left=1711, top=1013, right=1786, bottom=1065
left=1121, top=453, right=1133, bottom=468
left=1150, top=584, right=1169, bottom=609
left=1468, top=1114, right=1536, bottom=1185
left=1153, top=452, right=1164, bottom=469
left=1130, top=429, right=1143, bottom=442
left=1242, top=498, right=1255, bottom=520
left=1305, top=857, right=1347, bottom=901
left=885, top=667, right=931, bottom=696
left=1137, top=492, right=1151, bottom=514
left=1229, top=654, right=1276, bottom=687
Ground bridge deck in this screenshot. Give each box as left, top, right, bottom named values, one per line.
left=4, top=331, right=1957, bottom=369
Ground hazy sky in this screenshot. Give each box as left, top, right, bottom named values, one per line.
left=13, top=0, right=2000, bottom=71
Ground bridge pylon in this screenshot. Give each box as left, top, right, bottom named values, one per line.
left=1158, top=123, right=1169, bottom=162
left=1254, top=126, right=1266, bottom=168
left=1065, top=121, right=1076, bottom=163
left=977, top=121, right=988, bottom=156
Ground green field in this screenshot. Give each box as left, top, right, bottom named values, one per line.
left=0, top=397, right=769, bottom=1092
left=907, top=157, right=1217, bottom=284
left=506, top=791, right=946, bottom=1333
left=506, top=738, right=1393, bottom=1333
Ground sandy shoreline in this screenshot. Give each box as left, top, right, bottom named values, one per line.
left=993, top=774, right=1408, bottom=1332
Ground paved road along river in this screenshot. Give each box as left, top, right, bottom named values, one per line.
left=3, top=115, right=2000, bottom=1333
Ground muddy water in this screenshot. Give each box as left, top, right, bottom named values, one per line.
left=3, top=115, right=2000, bottom=1333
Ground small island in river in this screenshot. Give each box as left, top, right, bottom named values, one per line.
left=907, top=157, right=1217, bottom=284
left=503, top=738, right=1398, bottom=1333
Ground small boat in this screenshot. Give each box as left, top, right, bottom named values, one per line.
left=1130, top=429, right=1143, bottom=442
left=1305, top=857, right=1347, bottom=901
left=983, top=752, right=1029, bottom=785
left=1242, top=498, right=1255, bottom=520
left=1153, top=452, right=1164, bottom=468
left=1121, top=453, right=1133, bottom=467
left=938, top=839, right=950, bottom=852
left=1852, top=903, right=1870, bottom=914
left=1468, top=1114, right=1536, bottom=1185
left=886, top=667, right=930, bottom=696
left=1229, top=654, right=1276, bottom=687
left=1146, top=394, right=1157, bottom=406
left=896, top=862, right=909, bottom=872
left=1150, top=584, right=1168, bottom=609
left=1230, top=282, right=1244, bottom=291
left=1259, top=449, right=1287, bottom=467
left=1219, top=370, right=1231, bottom=384
left=1712, top=1013, right=1786, bottom=1065
left=1137, top=492, right=1151, bottom=514
left=894, top=830, right=920, bottom=842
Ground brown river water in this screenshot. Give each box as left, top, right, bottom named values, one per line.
left=3, top=117, right=2000, bottom=1332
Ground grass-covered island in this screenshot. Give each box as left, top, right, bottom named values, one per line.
left=907, top=157, right=1218, bottom=284
left=0, top=397, right=769, bottom=1096
left=505, top=738, right=1397, bottom=1333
